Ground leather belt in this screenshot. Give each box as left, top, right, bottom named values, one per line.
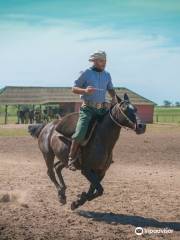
left=82, top=100, right=109, bottom=109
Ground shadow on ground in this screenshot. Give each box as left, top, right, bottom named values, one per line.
left=77, top=210, right=180, bottom=231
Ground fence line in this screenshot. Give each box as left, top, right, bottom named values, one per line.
left=154, top=113, right=180, bottom=123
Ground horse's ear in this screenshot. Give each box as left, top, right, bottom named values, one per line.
left=116, top=94, right=122, bottom=103
left=124, top=93, right=130, bottom=102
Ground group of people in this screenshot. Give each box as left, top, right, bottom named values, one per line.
left=17, top=107, right=62, bottom=124
left=17, top=108, right=35, bottom=124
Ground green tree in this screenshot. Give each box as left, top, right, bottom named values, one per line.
left=163, top=100, right=172, bottom=107
left=175, top=101, right=180, bottom=107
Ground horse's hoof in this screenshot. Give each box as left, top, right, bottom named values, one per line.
left=59, top=196, right=66, bottom=205
left=77, top=192, right=86, bottom=198
left=71, top=201, right=78, bottom=210
left=58, top=191, right=66, bottom=205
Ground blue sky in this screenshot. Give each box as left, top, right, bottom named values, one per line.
left=0, top=0, right=180, bottom=104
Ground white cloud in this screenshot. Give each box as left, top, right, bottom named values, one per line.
left=0, top=22, right=179, bottom=104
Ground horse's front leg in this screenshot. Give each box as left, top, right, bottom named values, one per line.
left=71, top=169, right=104, bottom=210
left=86, top=172, right=105, bottom=201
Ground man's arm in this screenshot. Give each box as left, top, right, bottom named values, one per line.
left=72, top=86, right=95, bottom=95
left=73, top=70, right=96, bottom=95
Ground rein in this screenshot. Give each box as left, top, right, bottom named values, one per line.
left=109, top=103, right=135, bottom=130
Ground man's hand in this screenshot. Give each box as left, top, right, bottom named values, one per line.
left=72, top=86, right=96, bottom=95
left=85, top=86, right=96, bottom=95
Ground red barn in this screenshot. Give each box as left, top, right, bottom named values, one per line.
left=0, top=86, right=155, bottom=124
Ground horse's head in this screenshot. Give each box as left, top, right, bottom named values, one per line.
left=111, top=93, right=146, bottom=134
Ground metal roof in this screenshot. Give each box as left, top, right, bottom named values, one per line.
left=0, top=86, right=155, bottom=105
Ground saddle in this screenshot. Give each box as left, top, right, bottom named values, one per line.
left=55, top=112, right=98, bottom=146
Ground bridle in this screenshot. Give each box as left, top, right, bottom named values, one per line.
left=109, top=102, right=136, bottom=130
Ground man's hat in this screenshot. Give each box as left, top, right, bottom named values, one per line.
left=89, top=50, right=106, bottom=61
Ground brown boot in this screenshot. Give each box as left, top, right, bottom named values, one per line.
left=68, top=140, right=80, bottom=171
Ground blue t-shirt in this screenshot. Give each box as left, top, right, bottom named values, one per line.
left=73, top=68, right=113, bottom=103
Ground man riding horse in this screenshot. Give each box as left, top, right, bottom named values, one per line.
left=68, top=50, right=116, bottom=170
left=28, top=51, right=146, bottom=209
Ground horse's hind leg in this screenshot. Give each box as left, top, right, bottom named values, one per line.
left=54, top=161, right=67, bottom=205
left=43, top=152, right=65, bottom=204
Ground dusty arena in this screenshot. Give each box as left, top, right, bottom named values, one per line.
left=0, top=124, right=179, bottom=240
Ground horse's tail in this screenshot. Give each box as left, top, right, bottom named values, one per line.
left=28, top=123, right=46, bottom=138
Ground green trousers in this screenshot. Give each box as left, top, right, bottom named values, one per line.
left=72, top=105, right=108, bottom=143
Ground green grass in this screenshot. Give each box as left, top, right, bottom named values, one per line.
left=154, top=107, right=180, bottom=123
left=0, top=105, right=17, bottom=115
left=0, top=105, right=18, bottom=124
left=0, top=128, right=28, bottom=137
left=0, top=116, right=18, bottom=124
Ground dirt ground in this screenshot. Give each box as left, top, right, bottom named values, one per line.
left=0, top=124, right=180, bottom=240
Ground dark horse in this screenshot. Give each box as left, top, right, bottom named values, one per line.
left=28, top=94, right=146, bottom=210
